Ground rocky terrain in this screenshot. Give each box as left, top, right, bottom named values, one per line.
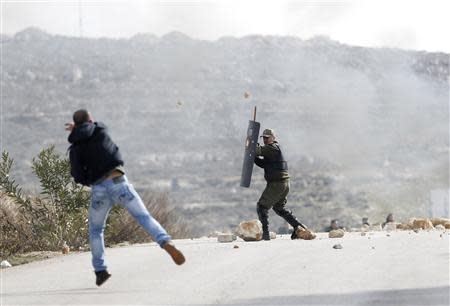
left=1, top=28, right=448, bottom=236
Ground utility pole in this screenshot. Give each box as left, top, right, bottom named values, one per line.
left=78, top=0, right=83, bottom=38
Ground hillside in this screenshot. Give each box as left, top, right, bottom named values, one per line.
left=1, top=28, right=448, bottom=235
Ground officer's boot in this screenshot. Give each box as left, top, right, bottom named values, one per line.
left=273, top=206, right=307, bottom=239
left=257, top=205, right=270, bottom=240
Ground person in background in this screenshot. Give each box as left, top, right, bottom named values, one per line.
left=362, top=217, right=370, bottom=227
left=382, top=213, right=395, bottom=228
left=324, top=219, right=344, bottom=232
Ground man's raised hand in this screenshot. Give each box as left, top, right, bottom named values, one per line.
left=65, top=122, right=75, bottom=131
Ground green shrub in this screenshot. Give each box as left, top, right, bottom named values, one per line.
left=0, top=147, right=90, bottom=256
left=1, top=147, right=190, bottom=258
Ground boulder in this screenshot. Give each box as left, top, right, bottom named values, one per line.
left=295, top=227, right=316, bottom=240
left=328, top=229, right=345, bottom=238
left=396, top=223, right=412, bottom=230
left=434, top=224, right=445, bottom=231
left=430, top=218, right=450, bottom=229
left=430, top=218, right=450, bottom=227
left=235, top=220, right=262, bottom=241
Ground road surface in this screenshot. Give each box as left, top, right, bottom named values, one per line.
left=2, top=231, right=449, bottom=305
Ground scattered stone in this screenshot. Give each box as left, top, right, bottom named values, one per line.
left=233, top=245, right=239, bottom=249
left=328, top=229, right=345, bottom=238
left=371, top=246, right=376, bottom=250
left=333, top=244, right=343, bottom=249
left=386, top=233, right=391, bottom=237
left=269, top=231, right=277, bottom=240
left=218, top=233, right=234, bottom=243
left=62, top=242, right=70, bottom=254
left=413, top=229, right=420, bottom=233
left=361, top=232, right=367, bottom=236
left=396, top=223, right=412, bottom=230
left=295, top=227, right=316, bottom=240
left=1, top=260, right=12, bottom=268
left=435, top=224, right=445, bottom=231
left=430, top=218, right=450, bottom=228
left=235, top=220, right=263, bottom=241
left=410, top=218, right=434, bottom=230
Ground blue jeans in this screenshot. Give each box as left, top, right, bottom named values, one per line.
left=89, top=175, right=171, bottom=272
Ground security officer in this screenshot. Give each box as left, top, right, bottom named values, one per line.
left=254, top=128, right=307, bottom=240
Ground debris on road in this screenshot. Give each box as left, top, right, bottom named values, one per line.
left=1, top=260, right=12, bottom=268
left=329, top=229, right=345, bottom=238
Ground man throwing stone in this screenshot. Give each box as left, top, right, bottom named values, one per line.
left=254, top=128, right=307, bottom=240
left=66, top=109, right=185, bottom=287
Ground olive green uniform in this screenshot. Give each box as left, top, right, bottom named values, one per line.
left=255, top=142, right=289, bottom=209
left=255, top=141, right=306, bottom=240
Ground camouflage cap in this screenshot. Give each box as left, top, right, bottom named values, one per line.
left=261, top=128, right=275, bottom=137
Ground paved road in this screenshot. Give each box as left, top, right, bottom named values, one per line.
left=2, top=231, right=449, bottom=305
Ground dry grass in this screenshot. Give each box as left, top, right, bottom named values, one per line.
left=1, top=190, right=191, bottom=259
left=106, top=191, right=191, bottom=244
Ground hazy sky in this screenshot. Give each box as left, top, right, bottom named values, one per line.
left=1, top=0, right=449, bottom=52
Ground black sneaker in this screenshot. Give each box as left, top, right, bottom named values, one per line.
left=95, top=270, right=111, bottom=287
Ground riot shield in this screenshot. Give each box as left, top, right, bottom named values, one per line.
left=240, top=118, right=260, bottom=187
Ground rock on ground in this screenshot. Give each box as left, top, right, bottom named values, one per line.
left=235, top=220, right=262, bottom=241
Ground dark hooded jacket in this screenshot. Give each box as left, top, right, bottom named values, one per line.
left=68, top=122, right=124, bottom=186
left=254, top=141, right=290, bottom=182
